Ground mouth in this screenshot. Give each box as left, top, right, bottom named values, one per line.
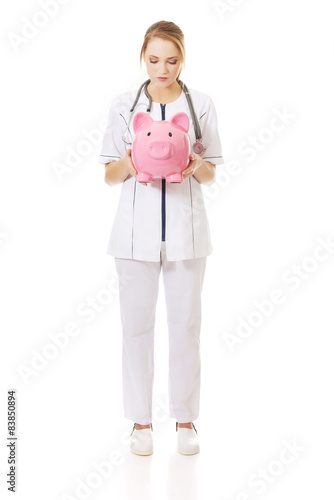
left=157, top=77, right=168, bottom=81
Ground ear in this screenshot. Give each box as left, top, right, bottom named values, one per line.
left=133, top=112, right=154, bottom=133
left=169, top=112, right=189, bottom=133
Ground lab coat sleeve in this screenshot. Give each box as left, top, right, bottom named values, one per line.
left=98, top=98, right=127, bottom=164
left=200, top=96, right=225, bottom=166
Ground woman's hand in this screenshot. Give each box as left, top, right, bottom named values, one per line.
left=124, top=149, right=147, bottom=186
left=182, top=153, right=206, bottom=180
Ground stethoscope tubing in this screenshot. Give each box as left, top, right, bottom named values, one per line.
left=122, top=79, right=204, bottom=153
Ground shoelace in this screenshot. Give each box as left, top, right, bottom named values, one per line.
left=176, top=422, right=197, bottom=434
left=130, top=423, right=153, bottom=436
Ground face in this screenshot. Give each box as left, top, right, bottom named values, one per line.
left=144, top=37, right=182, bottom=87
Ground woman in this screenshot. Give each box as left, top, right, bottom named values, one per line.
left=98, top=20, right=224, bottom=456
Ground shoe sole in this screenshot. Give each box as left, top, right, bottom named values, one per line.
left=130, top=447, right=153, bottom=456
left=178, top=447, right=200, bottom=455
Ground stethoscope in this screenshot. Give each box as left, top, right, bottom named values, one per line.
left=121, top=78, right=206, bottom=155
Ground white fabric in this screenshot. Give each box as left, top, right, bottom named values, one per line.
left=99, top=84, right=224, bottom=262
left=115, top=241, right=206, bottom=425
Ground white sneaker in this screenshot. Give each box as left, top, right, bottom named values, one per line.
left=130, top=423, right=153, bottom=456
left=176, top=422, right=200, bottom=455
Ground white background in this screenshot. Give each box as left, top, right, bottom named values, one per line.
left=1, top=0, right=334, bottom=499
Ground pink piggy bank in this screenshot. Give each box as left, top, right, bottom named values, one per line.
left=131, top=111, right=191, bottom=183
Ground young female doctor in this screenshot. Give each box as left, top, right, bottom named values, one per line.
left=99, top=21, right=224, bottom=456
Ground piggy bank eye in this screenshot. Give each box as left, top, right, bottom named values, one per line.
left=169, top=132, right=172, bottom=137
left=147, top=132, right=151, bottom=136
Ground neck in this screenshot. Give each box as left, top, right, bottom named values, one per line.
left=147, top=80, right=182, bottom=104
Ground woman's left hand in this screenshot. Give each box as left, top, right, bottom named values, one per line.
left=182, top=153, right=205, bottom=180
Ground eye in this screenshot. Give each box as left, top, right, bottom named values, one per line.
left=149, top=60, right=177, bottom=64
left=169, top=132, right=172, bottom=137
left=147, top=132, right=151, bottom=136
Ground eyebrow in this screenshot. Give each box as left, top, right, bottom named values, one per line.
left=148, top=55, right=179, bottom=59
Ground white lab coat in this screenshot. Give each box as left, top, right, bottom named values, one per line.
left=98, top=85, right=224, bottom=261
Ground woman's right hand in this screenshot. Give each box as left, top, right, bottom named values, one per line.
left=124, top=149, right=147, bottom=186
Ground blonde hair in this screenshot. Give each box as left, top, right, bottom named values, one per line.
left=139, top=21, right=185, bottom=82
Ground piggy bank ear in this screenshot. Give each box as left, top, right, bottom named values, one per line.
left=169, top=112, right=189, bottom=133
left=133, top=112, right=153, bottom=133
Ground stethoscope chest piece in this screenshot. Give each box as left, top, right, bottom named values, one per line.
left=193, top=141, right=206, bottom=155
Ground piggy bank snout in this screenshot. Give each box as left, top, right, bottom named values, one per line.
left=148, top=140, right=172, bottom=160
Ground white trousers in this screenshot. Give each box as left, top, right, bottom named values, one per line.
left=114, top=242, right=207, bottom=425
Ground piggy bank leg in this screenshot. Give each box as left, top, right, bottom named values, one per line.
left=136, top=172, right=154, bottom=183
left=165, top=172, right=183, bottom=183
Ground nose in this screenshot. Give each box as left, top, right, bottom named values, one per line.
left=156, top=61, right=168, bottom=74
left=148, top=141, right=171, bottom=160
